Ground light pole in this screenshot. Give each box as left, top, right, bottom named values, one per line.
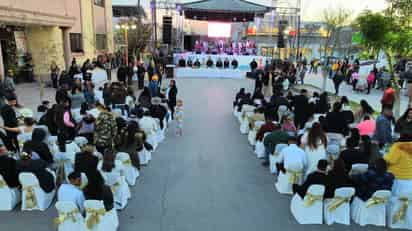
left=115, top=23, right=136, bottom=65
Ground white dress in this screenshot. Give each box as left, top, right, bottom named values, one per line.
left=301, top=134, right=327, bottom=177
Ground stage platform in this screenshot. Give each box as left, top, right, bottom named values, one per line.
left=175, top=67, right=245, bottom=79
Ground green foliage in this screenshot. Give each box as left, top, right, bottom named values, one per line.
left=321, top=7, right=352, bottom=57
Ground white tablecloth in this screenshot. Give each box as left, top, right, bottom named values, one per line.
left=175, top=67, right=246, bottom=79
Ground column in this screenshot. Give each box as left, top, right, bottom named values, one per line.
left=62, top=27, right=71, bottom=70
left=0, top=41, right=4, bottom=78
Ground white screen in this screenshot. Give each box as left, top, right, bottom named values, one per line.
left=208, top=22, right=231, bottom=38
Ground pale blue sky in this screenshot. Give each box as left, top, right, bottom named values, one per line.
left=113, top=0, right=388, bottom=21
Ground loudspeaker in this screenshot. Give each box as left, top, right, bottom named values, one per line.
left=162, top=16, right=172, bottom=44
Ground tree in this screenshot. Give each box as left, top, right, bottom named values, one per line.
left=319, top=7, right=351, bottom=92
left=321, top=7, right=351, bottom=57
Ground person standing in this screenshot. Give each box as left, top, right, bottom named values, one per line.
left=298, top=63, right=307, bottom=84
left=127, top=62, right=134, bottom=86
left=117, top=63, right=127, bottom=85
left=381, top=83, right=396, bottom=109
left=94, top=104, right=117, bottom=154
left=104, top=57, right=112, bottom=81
left=373, top=105, right=394, bottom=148
left=167, top=80, right=178, bottom=120
left=1, top=95, right=19, bottom=152
left=367, top=70, right=375, bottom=94
left=137, top=61, right=146, bottom=90
left=333, top=70, right=345, bottom=95
left=50, top=61, right=60, bottom=88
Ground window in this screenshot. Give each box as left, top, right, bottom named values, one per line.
left=94, top=0, right=104, bottom=7
left=70, top=33, right=83, bottom=52
left=96, top=34, right=107, bottom=50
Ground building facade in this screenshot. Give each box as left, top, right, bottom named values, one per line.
left=0, top=0, right=114, bottom=81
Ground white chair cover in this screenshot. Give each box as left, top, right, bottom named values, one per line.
left=248, top=121, right=265, bottom=146
left=84, top=200, right=118, bottom=231
left=388, top=193, right=412, bottom=229
left=324, top=187, right=355, bottom=225
left=55, top=201, right=86, bottom=231
left=19, top=172, right=55, bottom=211
left=349, top=164, right=369, bottom=176
left=0, top=174, right=21, bottom=211
left=100, top=170, right=130, bottom=210
left=74, top=136, right=89, bottom=148
left=116, top=152, right=139, bottom=186
left=275, top=167, right=304, bottom=195
left=391, top=179, right=412, bottom=197
left=270, top=144, right=288, bottom=174
left=255, top=132, right=270, bottom=159
left=54, top=152, right=74, bottom=182
left=290, top=184, right=325, bottom=224
left=138, top=148, right=151, bottom=165
left=351, top=190, right=391, bottom=226
left=48, top=136, right=59, bottom=155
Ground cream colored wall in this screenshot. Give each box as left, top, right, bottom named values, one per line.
left=104, top=0, right=114, bottom=52
left=73, top=0, right=95, bottom=64
left=25, top=26, right=65, bottom=79
left=66, top=0, right=82, bottom=33
left=93, top=5, right=106, bottom=34
left=0, top=0, right=69, bottom=17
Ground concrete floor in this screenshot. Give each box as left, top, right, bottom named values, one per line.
left=0, top=78, right=387, bottom=231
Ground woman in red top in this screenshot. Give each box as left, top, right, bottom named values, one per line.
left=381, top=83, right=395, bottom=109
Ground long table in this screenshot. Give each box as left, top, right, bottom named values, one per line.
left=175, top=67, right=246, bottom=79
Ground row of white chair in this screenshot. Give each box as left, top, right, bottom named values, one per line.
left=233, top=105, right=412, bottom=229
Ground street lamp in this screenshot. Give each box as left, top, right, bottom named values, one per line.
left=116, top=23, right=136, bottom=65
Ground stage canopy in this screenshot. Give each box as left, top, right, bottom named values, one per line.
left=180, top=0, right=270, bottom=22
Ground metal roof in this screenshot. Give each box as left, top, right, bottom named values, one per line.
left=181, top=0, right=269, bottom=13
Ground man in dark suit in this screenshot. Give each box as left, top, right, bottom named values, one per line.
left=0, top=144, right=19, bottom=188
left=1, top=95, right=19, bottom=152
left=293, top=159, right=328, bottom=198
left=74, top=145, right=99, bottom=180
left=292, top=89, right=310, bottom=129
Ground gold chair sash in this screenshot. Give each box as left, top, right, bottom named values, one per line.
left=86, top=208, right=106, bottom=229
left=393, top=197, right=410, bottom=224
left=54, top=208, right=80, bottom=225
left=23, top=185, right=38, bottom=209
left=110, top=181, right=121, bottom=193
left=304, top=193, right=323, bottom=207
left=327, top=196, right=352, bottom=212
left=366, top=196, right=388, bottom=208
left=287, top=170, right=303, bottom=184
left=0, top=179, right=6, bottom=188
left=122, top=159, right=132, bottom=166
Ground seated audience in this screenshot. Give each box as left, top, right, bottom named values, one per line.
left=83, top=171, right=114, bottom=212
left=339, top=137, right=368, bottom=173
left=281, top=115, right=297, bottom=136
left=74, top=145, right=99, bottom=180
left=57, top=171, right=85, bottom=213
left=256, top=116, right=277, bottom=141
left=293, top=159, right=328, bottom=198
left=395, top=108, right=412, bottom=141
left=16, top=151, right=55, bottom=193
left=23, top=128, right=53, bottom=164
left=384, top=140, right=412, bottom=180
left=325, top=102, right=349, bottom=135
left=356, top=116, right=376, bottom=136
left=262, top=124, right=289, bottom=166
left=0, top=144, right=19, bottom=187
left=300, top=122, right=327, bottom=176
left=276, top=136, right=307, bottom=178
left=352, top=158, right=394, bottom=201
left=373, top=105, right=394, bottom=147
left=326, top=159, right=353, bottom=198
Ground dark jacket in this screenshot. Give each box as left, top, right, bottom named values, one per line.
left=84, top=184, right=114, bottom=212
left=293, top=171, right=328, bottom=198
left=395, top=118, right=412, bottom=141
left=352, top=168, right=394, bottom=201
left=0, top=155, right=19, bottom=187
left=74, top=152, right=99, bottom=179
left=325, top=111, right=349, bottom=135
left=340, top=148, right=369, bottom=173
left=326, top=171, right=353, bottom=198
left=168, top=86, right=178, bottom=106
left=23, top=141, right=53, bottom=164
left=263, top=130, right=289, bottom=154
left=16, top=159, right=55, bottom=193
left=1, top=104, right=18, bottom=127
left=117, top=66, right=127, bottom=82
